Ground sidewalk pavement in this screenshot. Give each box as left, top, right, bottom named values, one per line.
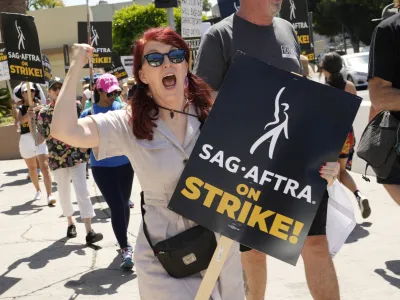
left=0, top=159, right=399, bottom=300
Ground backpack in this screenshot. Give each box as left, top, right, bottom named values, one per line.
left=356, top=111, right=400, bottom=180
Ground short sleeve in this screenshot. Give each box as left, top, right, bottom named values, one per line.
left=368, top=25, right=395, bottom=82
left=37, top=108, right=50, bottom=139
left=89, top=110, right=130, bottom=160
left=193, top=32, right=226, bottom=91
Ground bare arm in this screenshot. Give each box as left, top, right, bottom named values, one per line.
left=344, top=81, right=357, bottom=96
left=17, top=108, right=30, bottom=124
left=51, top=44, right=99, bottom=148
left=369, top=77, right=400, bottom=111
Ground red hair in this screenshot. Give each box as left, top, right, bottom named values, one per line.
left=129, top=27, right=213, bottom=140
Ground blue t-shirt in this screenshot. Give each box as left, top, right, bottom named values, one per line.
left=80, top=102, right=130, bottom=167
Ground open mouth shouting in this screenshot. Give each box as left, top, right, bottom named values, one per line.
left=162, top=73, right=177, bottom=89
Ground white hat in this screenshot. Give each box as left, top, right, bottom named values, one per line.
left=21, top=82, right=35, bottom=93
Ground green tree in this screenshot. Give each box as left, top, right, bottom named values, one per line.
left=203, top=0, right=212, bottom=12
left=113, top=4, right=206, bottom=55
left=312, top=0, right=389, bottom=52
left=26, top=0, right=64, bottom=10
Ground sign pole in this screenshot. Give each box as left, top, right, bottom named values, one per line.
left=26, top=81, right=38, bottom=146
left=86, top=0, right=94, bottom=95
left=167, top=7, right=175, bottom=31
left=194, top=236, right=234, bottom=300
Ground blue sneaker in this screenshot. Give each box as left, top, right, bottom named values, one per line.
left=120, top=247, right=134, bottom=270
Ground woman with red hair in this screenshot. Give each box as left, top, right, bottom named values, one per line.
left=50, top=28, right=245, bottom=299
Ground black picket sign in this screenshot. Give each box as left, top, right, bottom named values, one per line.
left=0, top=13, right=45, bottom=84
left=104, top=52, right=128, bottom=80
left=280, top=0, right=315, bottom=62
left=78, top=22, right=113, bottom=68
left=63, top=44, right=70, bottom=74
left=168, top=51, right=361, bottom=266
left=217, top=0, right=240, bottom=19
left=41, top=54, right=52, bottom=83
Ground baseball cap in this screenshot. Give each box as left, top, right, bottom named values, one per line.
left=49, top=77, right=64, bottom=89
left=96, top=73, right=121, bottom=93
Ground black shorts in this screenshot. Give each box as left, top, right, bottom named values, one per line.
left=377, top=156, right=400, bottom=185
left=240, top=191, right=329, bottom=253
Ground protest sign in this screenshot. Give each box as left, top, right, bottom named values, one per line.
left=104, top=52, right=128, bottom=80
left=181, top=0, right=203, bottom=38
left=120, top=56, right=134, bottom=79
left=168, top=51, right=361, bottom=266
left=0, top=43, right=10, bottom=81
left=41, top=54, right=51, bottom=83
left=217, top=0, right=240, bottom=19
left=280, top=0, right=315, bottom=62
left=78, top=22, right=112, bottom=68
left=181, top=0, right=202, bottom=71
left=0, top=13, right=45, bottom=84
left=63, top=44, right=70, bottom=74
left=186, top=38, right=201, bottom=71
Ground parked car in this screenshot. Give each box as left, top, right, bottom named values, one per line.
left=341, top=53, right=369, bottom=89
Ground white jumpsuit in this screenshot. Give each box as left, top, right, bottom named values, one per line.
left=91, top=107, right=245, bottom=300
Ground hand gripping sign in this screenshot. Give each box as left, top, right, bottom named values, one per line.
left=167, top=51, right=361, bottom=299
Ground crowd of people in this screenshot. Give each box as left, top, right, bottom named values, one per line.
left=9, top=0, right=399, bottom=299
left=12, top=70, right=137, bottom=269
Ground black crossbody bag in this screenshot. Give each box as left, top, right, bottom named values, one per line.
left=139, top=118, right=217, bottom=278
left=140, top=192, right=217, bottom=278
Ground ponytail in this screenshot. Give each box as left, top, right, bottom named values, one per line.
left=326, top=72, right=345, bottom=89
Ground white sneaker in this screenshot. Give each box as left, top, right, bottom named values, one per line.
left=34, top=191, right=41, bottom=200
left=47, top=195, right=56, bottom=206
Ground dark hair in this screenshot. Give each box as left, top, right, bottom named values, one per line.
left=94, top=87, right=100, bottom=104
left=321, top=52, right=345, bottom=89
left=130, top=27, right=213, bottom=140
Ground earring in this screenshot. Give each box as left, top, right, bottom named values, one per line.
left=184, top=76, right=188, bottom=87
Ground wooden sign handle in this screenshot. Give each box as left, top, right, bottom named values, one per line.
left=26, top=82, right=38, bottom=146
left=194, top=236, right=234, bottom=300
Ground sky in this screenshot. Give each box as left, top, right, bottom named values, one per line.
left=64, top=0, right=218, bottom=7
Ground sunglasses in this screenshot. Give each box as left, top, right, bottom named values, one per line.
left=143, top=49, right=186, bottom=67
left=105, top=90, right=121, bottom=98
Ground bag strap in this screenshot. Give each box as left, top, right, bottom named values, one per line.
left=140, top=191, right=157, bottom=254
left=140, top=118, right=205, bottom=255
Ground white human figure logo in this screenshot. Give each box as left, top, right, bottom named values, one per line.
left=289, top=0, right=296, bottom=20
left=91, top=26, right=99, bottom=46
left=250, top=87, right=289, bottom=159
left=15, top=21, right=25, bottom=50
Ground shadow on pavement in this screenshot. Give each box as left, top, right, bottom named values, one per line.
left=65, top=252, right=136, bottom=297
left=60, top=208, right=110, bottom=225
left=375, top=260, right=400, bottom=289
left=345, top=222, right=372, bottom=244
left=0, top=239, right=87, bottom=296
left=1, top=200, right=48, bottom=216
left=3, top=168, right=28, bottom=177
left=0, top=178, right=31, bottom=188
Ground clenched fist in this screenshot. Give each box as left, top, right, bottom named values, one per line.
left=71, top=43, right=94, bottom=69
